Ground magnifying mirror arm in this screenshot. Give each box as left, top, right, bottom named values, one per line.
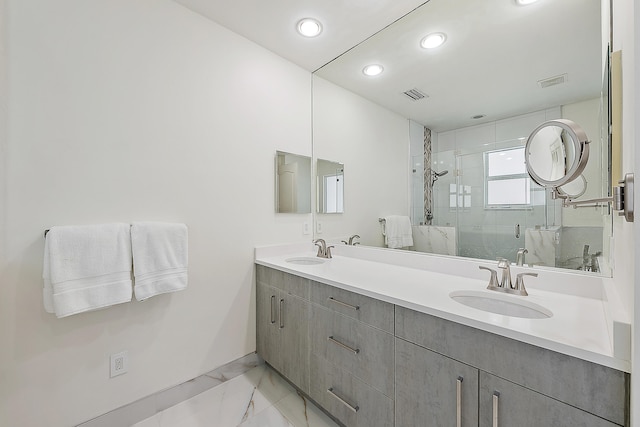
left=553, top=190, right=615, bottom=206
left=551, top=174, right=634, bottom=222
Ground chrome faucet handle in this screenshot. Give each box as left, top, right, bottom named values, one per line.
left=341, top=240, right=349, bottom=245
left=514, top=272, right=538, bottom=296
left=326, top=245, right=335, bottom=259
left=496, top=258, right=512, bottom=289
left=479, top=266, right=499, bottom=289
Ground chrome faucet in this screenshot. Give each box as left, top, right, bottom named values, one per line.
left=478, top=259, right=537, bottom=296
left=314, top=239, right=334, bottom=259
left=516, top=248, right=528, bottom=266
left=341, top=234, right=361, bottom=245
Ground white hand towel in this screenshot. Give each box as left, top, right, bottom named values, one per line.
left=383, top=215, right=414, bottom=249
left=131, top=222, right=188, bottom=301
left=42, top=223, right=133, bottom=318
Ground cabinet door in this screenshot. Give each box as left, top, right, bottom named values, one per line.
left=279, top=293, right=310, bottom=393
left=479, top=372, right=621, bottom=427
left=396, top=338, right=478, bottom=427
left=256, top=282, right=281, bottom=371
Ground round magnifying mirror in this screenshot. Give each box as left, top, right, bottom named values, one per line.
left=558, top=174, right=587, bottom=198
left=524, top=119, right=590, bottom=189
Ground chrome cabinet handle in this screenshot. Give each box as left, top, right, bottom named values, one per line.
left=493, top=391, right=500, bottom=427
left=328, top=336, right=360, bottom=354
left=270, top=295, right=276, bottom=324
left=456, top=376, right=463, bottom=427
left=327, top=388, right=359, bottom=413
left=328, top=296, right=360, bottom=311
left=515, top=223, right=520, bottom=239
left=279, top=298, right=284, bottom=329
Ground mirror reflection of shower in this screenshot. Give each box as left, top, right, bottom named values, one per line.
left=431, top=169, right=449, bottom=186
left=425, top=169, right=449, bottom=224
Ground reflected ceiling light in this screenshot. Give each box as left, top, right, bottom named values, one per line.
left=515, top=0, right=540, bottom=5
left=297, top=18, right=322, bottom=37
left=420, top=32, right=447, bottom=49
left=363, top=64, right=384, bottom=77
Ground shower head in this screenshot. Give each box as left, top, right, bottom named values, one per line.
left=430, top=169, right=449, bottom=185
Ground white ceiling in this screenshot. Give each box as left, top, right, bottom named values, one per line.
left=171, top=0, right=429, bottom=71
left=172, top=0, right=604, bottom=132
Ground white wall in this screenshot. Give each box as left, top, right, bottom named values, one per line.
left=611, top=0, right=635, bottom=336
left=614, top=0, right=640, bottom=423
left=0, top=1, right=312, bottom=426
left=312, top=76, right=409, bottom=247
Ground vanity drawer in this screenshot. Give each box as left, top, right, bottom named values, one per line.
left=309, top=355, right=394, bottom=427
left=395, top=306, right=629, bottom=426
left=311, top=305, right=394, bottom=397
left=310, top=281, right=394, bottom=332
left=256, top=265, right=309, bottom=300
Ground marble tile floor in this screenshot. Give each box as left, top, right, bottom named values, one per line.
left=132, top=364, right=340, bottom=427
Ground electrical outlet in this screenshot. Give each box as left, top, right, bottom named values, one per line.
left=316, top=221, right=323, bottom=234
left=303, top=222, right=310, bottom=235
left=110, top=351, right=128, bottom=378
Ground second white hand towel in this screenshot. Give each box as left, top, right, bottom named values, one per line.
left=44, top=223, right=133, bottom=318
left=131, top=222, right=188, bottom=301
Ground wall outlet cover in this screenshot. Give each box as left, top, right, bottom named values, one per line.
left=110, top=351, right=129, bottom=378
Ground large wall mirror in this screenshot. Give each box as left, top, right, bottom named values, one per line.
left=312, top=0, right=612, bottom=275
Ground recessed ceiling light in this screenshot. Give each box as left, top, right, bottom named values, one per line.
left=363, top=64, right=384, bottom=77
left=297, top=18, right=322, bottom=37
left=515, top=0, right=540, bottom=5
left=420, top=32, right=447, bottom=49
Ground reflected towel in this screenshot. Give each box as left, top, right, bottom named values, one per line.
left=383, top=215, right=414, bottom=249
left=131, top=222, right=188, bottom=301
left=43, top=224, right=133, bottom=318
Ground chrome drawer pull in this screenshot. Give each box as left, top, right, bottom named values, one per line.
left=270, top=295, right=276, bottom=324
left=492, top=391, right=500, bottom=427
left=279, top=298, right=285, bottom=329
left=328, top=297, right=360, bottom=311
left=456, top=376, right=463, bottom=427
left=328, top=336, right=360, bottom=354
left=327, top=388, right=359, bottom=413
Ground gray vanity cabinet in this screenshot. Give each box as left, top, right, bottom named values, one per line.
left=396, top=338, right=478, bottom=427
left=256, top=267, right=310, bottom=393
left=396, top=306, right=629, bottom=427
left=256, top=265, right=629, bottom=427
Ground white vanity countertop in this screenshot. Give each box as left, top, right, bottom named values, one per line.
left=255, top=244, right=631, bottom=372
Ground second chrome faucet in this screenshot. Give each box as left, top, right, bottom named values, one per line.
left=479, top=258, right=537, bottom=296
left=314, top=239, right=334, bottom=259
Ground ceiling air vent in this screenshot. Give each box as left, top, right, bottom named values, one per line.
left=538, top=74, right=568, bottom=89
left=402, top=88, right=428, bottom=101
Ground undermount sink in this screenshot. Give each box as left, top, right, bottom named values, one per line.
left=449, top=290, right=553, bottom=319
left=285, top=257, right=327, bottom=265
